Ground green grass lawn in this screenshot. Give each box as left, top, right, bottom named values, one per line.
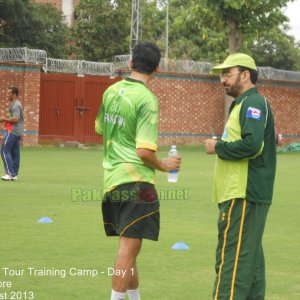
left=1, top=146, right=300, bottom=299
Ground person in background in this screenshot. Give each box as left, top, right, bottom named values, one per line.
left=0, top=87, right=24, bottom=181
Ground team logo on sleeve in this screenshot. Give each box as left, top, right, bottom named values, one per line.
left=246, top=107, right=261, bottom=120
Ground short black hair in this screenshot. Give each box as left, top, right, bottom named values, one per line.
left=132, top=42, right=161, bottom=74
left=238, top=67, right=258, bottom=84
left=9, top=87, right=19, bottom=96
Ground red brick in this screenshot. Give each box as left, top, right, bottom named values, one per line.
left=0, top=63, right=299, bottom=147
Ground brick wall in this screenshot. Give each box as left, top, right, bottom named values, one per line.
left=259, top=81, right=300, bottom=145
left=146, top=72, right=300, bottom=146
left=0, top=63, right=41, bottom=146
left=0, top=63, right=299, bottom=147
left=149, top=74, right=225, bottom=145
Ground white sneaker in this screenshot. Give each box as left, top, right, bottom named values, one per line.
left=1, top=175, right=17, bottom=181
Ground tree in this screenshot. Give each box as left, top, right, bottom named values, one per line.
left=243, top=27, right=300, bottom=71
left=163, top=0, right=227, bottom=62
left=0, top=0, right=69, bottom=58
left=29, top=3, right=69, bottom=58
left=207, top=0, right=292, bottom=54
left=70, top=0, right=132, bottom=61
left=0, top=0, right=32, bottom=46
left=139, top=0, right=166, bottom=49
left=158, top=0, right=300, bottom=70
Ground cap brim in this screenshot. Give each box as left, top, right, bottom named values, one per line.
left=211, top=63, right=236, bottom=73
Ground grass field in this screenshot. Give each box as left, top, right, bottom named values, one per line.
left=1, top=146, right=300, bottom=300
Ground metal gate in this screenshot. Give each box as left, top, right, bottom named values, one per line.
left=39, top=73, right=119, bottom=144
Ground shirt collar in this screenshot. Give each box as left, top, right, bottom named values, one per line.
left=235, top=87, right=258, bottom=104
left=125, top=77, right=145, bottom=85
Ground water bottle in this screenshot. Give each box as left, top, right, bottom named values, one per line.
left=168, top=145, right=179, bottom=183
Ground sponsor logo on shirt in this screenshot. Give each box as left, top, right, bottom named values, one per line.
left=246, top=107, right=261, bottom=120
left=104, top=113, right=125, bottom=127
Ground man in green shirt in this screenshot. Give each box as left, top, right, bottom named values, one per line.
left=204, top=53, right=276, bottom=300
left=95, top=42, right=181, bottom=300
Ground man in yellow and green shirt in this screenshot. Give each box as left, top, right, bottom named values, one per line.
left=205, top=53, right=276, bottom=300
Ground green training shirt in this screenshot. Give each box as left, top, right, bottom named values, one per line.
left=95, top=78, right=159, bottom=191
left=213, top=87, right=276, bottom=204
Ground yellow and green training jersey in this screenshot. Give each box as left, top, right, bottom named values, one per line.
left=95, top=78, right=159, bottom=191
left=213, top=88, right=276, bottom=204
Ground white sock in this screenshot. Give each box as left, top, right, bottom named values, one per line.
left=127, top=288, right=141, bottom=300
left=111, top=289, right=126, bottom=300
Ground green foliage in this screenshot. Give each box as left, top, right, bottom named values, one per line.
left=207, top=0, right=290, bottom=27
left=164, top=1, right=227, bottom=62
left=70, top=0, right=132, bottom=61
left=0, top=0, right=69, bottom=58
left=206, top=0, right=292, bottom=54
left=140, top=0, right=166, bottom=44
left=198, top=0, right=300, bottom=70
left=0, top=0, right=32, bottom=46
left=243, top=27, right=300, bottom=71
left=140, top=0, right=300, bottom=69
left=29, top=3, right=69, bottom=58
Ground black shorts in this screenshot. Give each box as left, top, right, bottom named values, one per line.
left=102, top=182, right=160, bottom=241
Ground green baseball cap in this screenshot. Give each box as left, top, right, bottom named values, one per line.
left=212, top=53, right=257, bottom=72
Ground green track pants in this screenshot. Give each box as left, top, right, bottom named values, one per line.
left=213, top=199, right=270, bottom=300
